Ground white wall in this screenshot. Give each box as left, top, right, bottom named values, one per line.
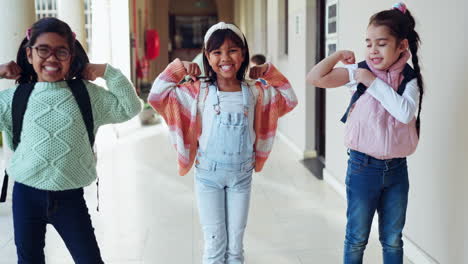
left=251, top=0, right=267, bottom=55
left=236, top=0, right=316, bottom=158
left=324, top=1, right=468, bottom=263
left=276, top=0, right=316, bottom=157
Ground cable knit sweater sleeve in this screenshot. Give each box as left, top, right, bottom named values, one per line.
left=86, top=64, right=143, bottom=127
left=0, top=87, right=16, bottom=147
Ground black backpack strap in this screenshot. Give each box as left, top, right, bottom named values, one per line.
left=67, top=79, right=95, bottom=146
left=67, top=79, right=100, bottom=211
left=1, top=83, right=35, bottom=203
left=12, top=83, right=36, bottom=150
left=340, top=61, right=369, bottom=123
left=396, top=64, right=417, bottom=95
left=0, top=173, right=8, bottom=202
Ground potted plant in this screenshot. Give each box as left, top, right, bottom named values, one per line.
left=139, top=102, right=160, bottom=125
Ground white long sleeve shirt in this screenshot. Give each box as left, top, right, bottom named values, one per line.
left=344, top=64, right=420, bottom=124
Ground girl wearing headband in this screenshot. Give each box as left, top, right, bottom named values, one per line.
left=307, top=3, right=424, bottom=263
left=149, top=22, right=297, bottom=263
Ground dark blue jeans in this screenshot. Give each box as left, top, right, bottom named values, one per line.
left=344, top=150, right=409, bottom=264
left=12, top=182, right=103, bottom=264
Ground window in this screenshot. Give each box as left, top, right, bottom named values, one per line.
left=283, top=0, right=289, bottom=55
left=325, top=0, right=338, bottom=56
left=170, top=16, right=217, bottom=49
left=35, top=0, right=93, bottom=53
left=84, top=0, right=92, bottom=51
left=35, top=0, right=57, bottom=19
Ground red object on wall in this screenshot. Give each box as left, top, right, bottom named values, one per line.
left=145, top=29, right=160, bottom=60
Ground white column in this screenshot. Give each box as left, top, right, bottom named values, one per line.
left=91, top=0, right=111, bottom=64
left=108, top=0, right=131, bottom=78
left=0, top=0, right=35, bottom=91
left=91, top=0, right=131, bottom=78
left=57, top=0, right=87, bottom=50
left=0, top=0, right=35, bottom=203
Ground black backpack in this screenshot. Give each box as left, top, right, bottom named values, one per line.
left=0, top=79, right=94, bottom=203
left=340, top=60, right=416, bottom=123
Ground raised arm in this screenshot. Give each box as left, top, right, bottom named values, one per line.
left=306, top=50, right=355, bottom=88
left=250, top=63, right=298, bottom=117
left=148, top=59, right=201, bottom=113
left=84, top=63, right=143, bottom=125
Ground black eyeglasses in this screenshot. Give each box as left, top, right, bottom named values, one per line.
left=31, top=46, right=71, bottom=61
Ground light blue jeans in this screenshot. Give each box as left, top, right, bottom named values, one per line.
left=195, top=156, right=254, bottom=264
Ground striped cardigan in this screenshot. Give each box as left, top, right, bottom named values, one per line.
left=149, top=58, right=298, bottom=176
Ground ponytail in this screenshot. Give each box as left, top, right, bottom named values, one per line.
left=369, top=7, right=424, bottom=135
left=405, top=10, right=424, bottom=136
left=16, top=38, right=37, bottom=84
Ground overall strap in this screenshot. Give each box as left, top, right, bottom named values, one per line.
left=241, top=83, right=250, bottom=116
left=212, top=83, right=221, bottom=114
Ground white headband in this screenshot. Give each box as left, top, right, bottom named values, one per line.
left=204, top=22, right=245, bottom=46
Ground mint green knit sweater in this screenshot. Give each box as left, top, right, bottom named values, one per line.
left=0, top=64, right=142, bottom=191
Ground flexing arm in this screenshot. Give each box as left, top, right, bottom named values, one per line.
left=251, top=63, right=298, bottom=116
left=84, top=63, right=143, bottom=125
left=0, top=62, right=22, bottom=133
left=148, top=59, right=201, bottom=111
left=0, top=61, right=22, bottom=80
left=306, top=50, right=356, bottom=88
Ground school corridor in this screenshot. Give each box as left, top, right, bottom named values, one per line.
left=1, top=0, right=467, bottom=263
left=0, top=118, right=413, bottom=263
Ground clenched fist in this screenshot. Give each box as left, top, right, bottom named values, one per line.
left=249, top=64, right=268, bottom=79
left=182, top=61, right=202, bottom=78
left=82, top=63, right=107, bottom=81
left=337, top=50, right=356, bottom=65
left=354, top=68, right=376, bottom=87
left=0, top=61, right=22, bottom=80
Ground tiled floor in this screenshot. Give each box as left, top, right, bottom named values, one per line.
left=0, top=118, right=413, bottom=263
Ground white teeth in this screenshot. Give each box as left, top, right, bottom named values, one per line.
left=221, top=65, right=232, bottom=71
left=44, top=66, right=59, bottom=72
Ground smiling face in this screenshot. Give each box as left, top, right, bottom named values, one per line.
left=365, top=24, right=408, bottom=70
left=26, top=32, right=72, bottom=82
left=205, top=39, right=245, bottom=82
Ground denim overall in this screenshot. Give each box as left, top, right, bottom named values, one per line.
left=195, top=83, right=255, bottom=264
